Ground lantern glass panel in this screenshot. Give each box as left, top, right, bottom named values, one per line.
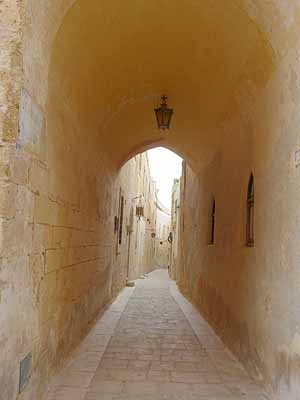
left=155, top=97, right=173, bottom=130
left=155, top=109, right=162, bottom=128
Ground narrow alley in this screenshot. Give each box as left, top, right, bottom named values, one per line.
left=3, top=2, right=300, bottom=398
left=45, top=270, right=265, bottom=400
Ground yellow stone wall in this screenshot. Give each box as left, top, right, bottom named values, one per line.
left=113, top=152, right=157, bottom=284
left=155, top=205, right=171, bottom=269
left=173, top=37, right=300, bottom=398
left=170, top=178, right=182, bottom=282
left=0, top=125, right=157, bottom=399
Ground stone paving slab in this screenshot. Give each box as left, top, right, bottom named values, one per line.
left=45, top=270, right=268, bottom=400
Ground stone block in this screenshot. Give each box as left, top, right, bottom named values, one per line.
left=0, top=182, right=17, bottom=218
left=63, top=246, right=100, bottom=267
left=29, top=160, right=48, bottom=194
left=87, top=379, right=123, bottom=394
left=12, top=154, right=29, bottom=185
left=55, top=370, right=94, bottom=388
left=147, top=370, right=171, bottom=382
left=32, top=224, right=53, bottom=254
left=18, top=89, right=45, bottom=153
left=52, top=226, right=71, bottom=248
left=34, top=194, right=57, bottom=225
left=68, top=352, right=102, bottom=373
left=29, top=254, right=45, bottom=292
left=99, top=358, right=129, bottom=369
left=45, top=248, right=64, bottom=273
left=46, top=386, right=87, bottom=400
left=37, top=271, right=57, bottom=324
left=0, top=145, right=12, bottom=165
left=94, top=368, right=147, bottom=382
left=170, top=371, right=207, bottom=384
left=0, top=163, right=11, bottom=181
left=0, top=216, right=33, bottom=258
left=16, top=185, right=34, bottom=222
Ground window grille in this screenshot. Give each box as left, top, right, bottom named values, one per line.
left=118, top=196, right=124, bottom=245
left=209, top=198, right=216, bottom=245
left=246, top=174, right=254, bottom=247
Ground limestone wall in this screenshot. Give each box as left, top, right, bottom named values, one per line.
left=170, top=178, right=181, bottom=280
left=155, top=206, right=171, bottom=269
left=173, top=37, right=300, bottom=399
left=119, top=152, right=157, bottom=282
left=0, top=70, right=157, bottom=399
left=0, top=2, right=158, bottom=395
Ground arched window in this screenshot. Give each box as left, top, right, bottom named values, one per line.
left=209, top=198, right=216, bottom=245
left=246, top=174, right=254, bottom=246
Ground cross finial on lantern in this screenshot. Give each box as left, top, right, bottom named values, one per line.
left=161, top=95, right=168, bottom=104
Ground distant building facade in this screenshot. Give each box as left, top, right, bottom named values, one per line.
left=112, top=151, right=174, bottom=285
left=113, top=152, right=158, bottom=286
left=155, top=199, right=171, bottom=269
left=170, top=177, right=181, bottom=280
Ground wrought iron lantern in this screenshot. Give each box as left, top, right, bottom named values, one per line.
left=154, top=96, right=173, bottom=130
left=136, top=206, right=144, bottom=220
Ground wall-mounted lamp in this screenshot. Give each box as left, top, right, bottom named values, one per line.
left=154, top=96, right=173, bottom=130
left=136, top=206, right=144, bottom=220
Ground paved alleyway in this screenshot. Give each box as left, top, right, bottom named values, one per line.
left=45, top=270, right=266, bottom=400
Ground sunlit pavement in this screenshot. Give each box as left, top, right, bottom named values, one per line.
left=45, top=269, right=267, bottom=400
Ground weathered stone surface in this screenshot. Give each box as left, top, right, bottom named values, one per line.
left=18, top=89, right=45, bottom=151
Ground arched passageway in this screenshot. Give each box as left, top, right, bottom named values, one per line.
left=1, top=1, right=300, bottom=398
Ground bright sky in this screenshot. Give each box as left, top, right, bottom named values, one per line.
left=147, top=147, right=182, bottom=210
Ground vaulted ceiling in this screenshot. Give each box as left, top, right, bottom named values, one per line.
left=31, top=0, right=298, bottom=169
